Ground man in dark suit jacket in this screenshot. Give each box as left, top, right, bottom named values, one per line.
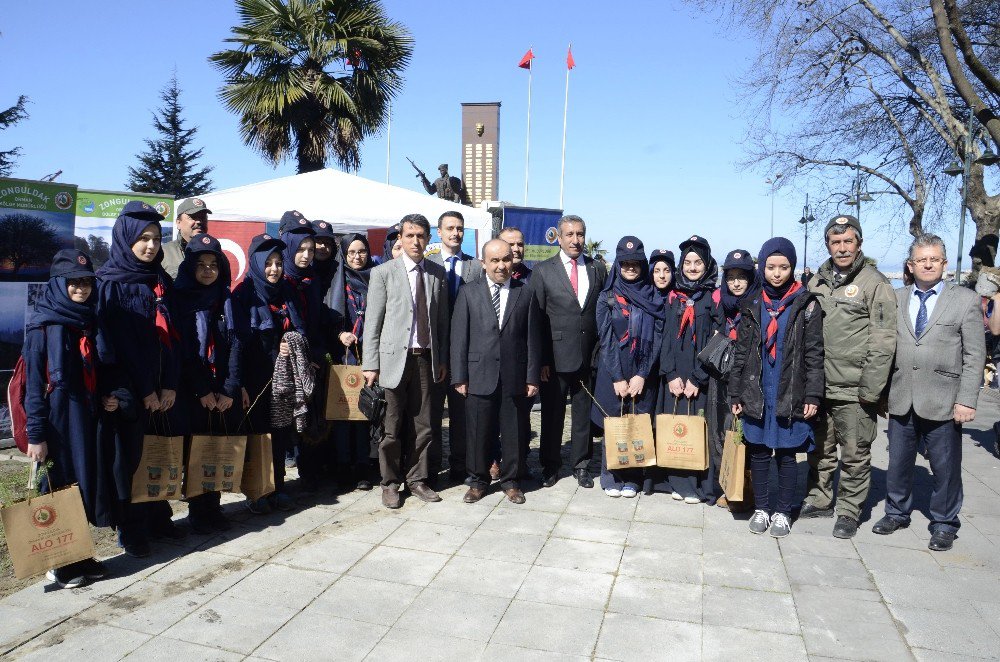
left=426, top=211, right=484, bottom=482
left=531, top=215, right=608, bottom=488
left=500, top=226, right=533, bottom=283
left=451, top=239, right=541, bottom=504
left=363, top=214, right=450, bottom=509
left=872, top=234, right=985, bottom=551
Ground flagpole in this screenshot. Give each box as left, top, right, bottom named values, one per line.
left=524, top=54, right=532, bottom=206
left=385, top=99, right=391, bottom=185
left=559, top=45, right=571, bottom=210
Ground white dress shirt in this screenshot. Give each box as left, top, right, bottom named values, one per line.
left=401, top=253, right=427, bottom=348
left=909, top=280, right=944, bottom=331
left=561, top=251, right=589, bottom=307
left=487, top=277, right=511, bottom=325
left=440, top=246, right=464, bottom=279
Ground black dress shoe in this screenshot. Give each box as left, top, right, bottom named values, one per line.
left=574, top=469, right=594, bottom=489
left=872, top=516, right=907, bottom=535
left=929, top=531, right=956, bottom=551
left=150, top=520, right=189, bottom=540
left=832, top=515, right=859, bottom=539
left=541, top=473, right=558, bottom=488
left=799, top=503, right=835, bottom=519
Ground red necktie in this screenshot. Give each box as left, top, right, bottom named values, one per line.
left=570, top=259, right=579, bottom=297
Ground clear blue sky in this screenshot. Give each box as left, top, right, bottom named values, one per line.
left=1, top=0, right=972, bottom=271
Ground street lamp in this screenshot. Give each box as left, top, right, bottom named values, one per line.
left=798, top=193, right=816, bottom=271
left=766, top=174, right=783, bottom=238
left=843, top=162, right=873, bottom=223
left=942, top=111, right=1000, bottom=283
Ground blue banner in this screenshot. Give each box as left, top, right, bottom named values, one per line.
left=502, top=206, right=563, bottom=267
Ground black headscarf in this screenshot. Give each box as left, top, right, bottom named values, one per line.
left=757, top=237, right=799, bottom=300
left=674, top=243, right=718, bottom=294
left=381, top=227, right=401, bottom=263
left=340, top=233, right=375, bottom=337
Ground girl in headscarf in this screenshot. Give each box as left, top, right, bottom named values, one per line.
left=232, top=233, right=304, bottom=513
left=174, top=234, right=241, bottom=533
left=592, top=237, right=665, bottom=498
left=706, top=249, right=762, bottom=507
left=653, top=235, right=722, bottom=503
left=376, top=226, right=401, bottom=265
left=730, top=237, right=824, bottom=538
left=649, top=249, right=675, bottom=297
left=95, top=201, right=185, bottom=558
left=333, top=232, right=378, bottom=490
left=280, top=221, right=326, bottom=364
left=23, top=249, right=115, bottom=587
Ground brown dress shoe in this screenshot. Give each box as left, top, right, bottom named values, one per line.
left=410, top=482, right=442, bottom=503
left=716, top=496, right=728, bottom=508
left=503, top=487, right=526, bottom=504
left=489, top=461, right=501, bottom=481
left=464, top=486, right=486, bottom=503
left=382, top=486, right=401, bottom=509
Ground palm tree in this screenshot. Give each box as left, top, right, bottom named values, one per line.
left=210, top=0, right=412, bottom=173
left=584, top=239, right=608, bottom=262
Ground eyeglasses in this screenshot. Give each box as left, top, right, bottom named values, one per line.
left=908, top=257, right=944, bottom=266
left=725, top=275, right=749, bottom=282
left=347, top=249, right=369, bottom=257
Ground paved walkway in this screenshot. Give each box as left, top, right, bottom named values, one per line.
left=2, top=397, right=1000, bottom=661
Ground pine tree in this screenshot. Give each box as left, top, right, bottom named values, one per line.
left=0, top=95, right=29, bottom=177
left=126, top=75, right=213, bottom=197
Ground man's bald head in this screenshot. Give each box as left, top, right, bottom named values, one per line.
left=482, top=238, right=513, bottom=284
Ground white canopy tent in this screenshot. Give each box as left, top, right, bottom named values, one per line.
left=195, top=168, right=492, bottom=245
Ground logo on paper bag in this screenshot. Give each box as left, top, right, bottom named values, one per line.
left=31, top=505, right=57, bottom=529
left=672, top=422, right=688, bottom=438
left=345, top=372, right=361, bottom=389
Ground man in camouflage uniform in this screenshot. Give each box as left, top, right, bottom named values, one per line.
left=803, top=215, right=897, bottom=539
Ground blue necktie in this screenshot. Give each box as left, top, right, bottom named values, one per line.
left=446, top=256, right=460, bottom=301
left=914, top=289, right=936, bottom=337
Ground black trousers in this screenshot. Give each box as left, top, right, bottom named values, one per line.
left=465, top=385, right=531, bottom=490
left=886, top=410, right=963, bottom=534
left=429, top=369, right=466, bottom=474
left=539, top=367, right=593, bottom=475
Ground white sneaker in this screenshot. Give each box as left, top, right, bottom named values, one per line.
left=604, top=488, right=621, bottom=498
left=749, top=509, right=771, bottom=535
left=621, top=487, right=637, bottom=498
left=671, top=491, right=684, bottom=501
left=683, top=495, right=701, bottom=504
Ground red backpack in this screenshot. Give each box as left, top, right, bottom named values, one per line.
left=7, top=330, right=50, bottom=454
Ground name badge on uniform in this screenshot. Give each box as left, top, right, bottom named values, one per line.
left=845, top=284, right=859, bottom=298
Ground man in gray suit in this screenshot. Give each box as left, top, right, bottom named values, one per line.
left=161, top=197, right=211, bottom=278
left=873, top=234, right=985, bottom=551
left=363, top=214, right=450, bottom=509
left=426, top=210, right=484, bottom=482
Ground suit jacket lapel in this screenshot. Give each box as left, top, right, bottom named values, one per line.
left=582, top=259, right=601, bottom=310
left=553, top=255, right=582, bottom=308
left=901, top=286, right=916, bottom=339
left=923, top=282, right=951, bottom=332
left=501, top=281, right=522, bottom=331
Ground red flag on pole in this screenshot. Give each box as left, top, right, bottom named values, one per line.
left=518, top=48, right=535, bottom=69
left=567, top=46, right=575, bottom=70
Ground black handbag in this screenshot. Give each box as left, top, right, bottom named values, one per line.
left=697, top=332, right=735, bottom=380
left=358, top=383, right=387, bottom=446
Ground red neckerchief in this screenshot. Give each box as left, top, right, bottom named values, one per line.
left=76, top=328, right=97, bottom=395
left=614, top=294, right=636, bottom=351
left=346, top=283, right=363, bottom=336
left=762, top=281, right=803, bottom=363
left=674, top=291, right=696, bottom=341
left=268, top=303, right=292, bottom=331
left=153, top=281, right=178, bottom=349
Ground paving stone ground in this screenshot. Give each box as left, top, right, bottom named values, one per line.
left=2, top=395, right=1000, bottom=661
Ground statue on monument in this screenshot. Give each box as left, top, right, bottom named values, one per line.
left=408, top=159, right=467, bottom=205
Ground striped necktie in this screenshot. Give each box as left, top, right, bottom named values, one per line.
left=914, top=289, right=936, bottom=337
left=491, top=282, right=502, bottom=323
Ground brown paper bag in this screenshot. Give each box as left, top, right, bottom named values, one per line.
left=604, top=413, right=657, bottom=470
left=185, top=434, right=248, bottom=498
left=325, top=364, right=367, bottom=421
left=655, top=400, right=709, bottom=470
left=241, top=433, right=275, bottom=501
left=1, top=484, right=96, bottom=579
left=131, top=434, right=184, bottom=502
left=719, top=418, right=746, bottom=501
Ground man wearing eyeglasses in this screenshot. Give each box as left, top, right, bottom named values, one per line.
left=871, top=234, right=985, bottom=551
left=804, top=214, right=897, bottom=539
